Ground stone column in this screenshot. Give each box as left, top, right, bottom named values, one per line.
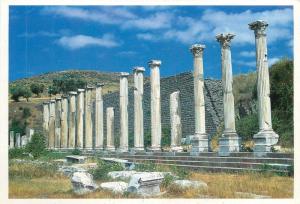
left=119, top=72, right=129, bottom=152
left=95, top=84, right=104, bottom=150
left=216, top=33, right=240, bottom=156
left=170, top=91, right=183, bottom=152
left=148, top=60, right=162, bottom=151
left=76, top=89, right=85, bottom=149
left=249, top=20, right=279, bottom=154
left=26, top=127, right=34, bottom=142
left=16, top=133, right=21, bottom=148
left=60, top=95, right=68, bottom=149
left=42, top=102, right=50, bottom=133
left=9, top=131, right=14, bottom=148
left=106, top=107, right=115, bottom=151
left=48, top=99, right=56, bottom=149
left=68, top=91, right=77, bottom=149
left=133, top=67, right=145, bottom=152
left=55, top=98, right=62, bottom=149
left=85, top=86, right=94, bottom=150
left=190, top=44, right=208, bottom=153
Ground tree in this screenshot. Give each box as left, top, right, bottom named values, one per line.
left=48, top=85, right=59, bottom=97
left=22, top=88, right=32, bottom=102
left=10, top=86, right=32, bottom=102
left=25, top=132, right=46, bottom=158
left=30, top=83, right=44, bottom=97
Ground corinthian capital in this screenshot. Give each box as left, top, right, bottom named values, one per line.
left=249, top=20, right=268, bottom=37
left=216, top=33, right=235, bottom=49
left=190, top=44, right=205, bottom=57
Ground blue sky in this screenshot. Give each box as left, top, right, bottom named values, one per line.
left=9, top=6, right=293, bottom=82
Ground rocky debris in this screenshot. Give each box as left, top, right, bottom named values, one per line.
left=53, top=159, right=67, bottom=164
left=127, top=172, right=164, bottom=196
left=235, top=192, right=271, bottom=198
left=100, top=157, right=135, bottom=170
left=100, top=182, right=128, bottom=194
left=71, top=172, right=98, bottom=194
left=108, top=171, right=137, bottom=180
left=66, top=155, right=87, bottom=164
left=172, top=180, right=208, bottom=189
left=58, top=165, right=86, bottom=177
left=72, top=163, right=97, bottom=170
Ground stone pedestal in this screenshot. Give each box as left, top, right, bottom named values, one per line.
left=170, top=91, right=183, bottom=152
left=77, top=89, right=85, bottom=149
left=68, top=92, right=77, bottom=149
left=148, top=60, right=162, bottom=152
left=216, top=33, right=240, bottom=156
left=55, top=98, right=62, bottom=149
left=9, top=131, right=14, bottom=148
left=106, top=107, right=115, bottom=151
left=60, top=95, right=69, bottom=149
left=249, top=20, right=279, bottom=155
left=133, top=67, right=145, bottom=152
left=95, top=84, right=104, bottom=150
left=190, top=44, right=208, bottom=154
left=85, top=86, right=94, bottom=150
left=48, top=99, right=56, bottom=149
left=119, top=73, right=129, bottom=152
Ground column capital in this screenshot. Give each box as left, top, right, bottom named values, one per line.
left=55, top=97, right=62, bottom=101
left=190, top=44, right=205, bottom=57
left=61, top=95, right=68, bottom=99
left=96, top=83, right=105, bottom=87
left=43, top=101, right=49, bottom=105
left=148, top=60, right=162, bottom=68
left=77, top=88, right=85, bottom=92
left=68, top=91, right=77, bottom=95
left=86, top=85, right=95, bottom=90
left=216, top=33, right=235, bottom=49
left=249, top=20, right=268, bottom=37
left=120, top=72, right=130, bottom=77
left=50, top=99, right=56, bottom=103
left=133, top=66, right=145, bottom=73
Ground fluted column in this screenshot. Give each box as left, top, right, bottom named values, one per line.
left=60, top=95, right=68, bottom=149
left=9, top=131, right=14, bottom=148
left=85, top=86, right=94, bottom=150
left=48, top=99, right=56, bottom=149
left=55, top=98, right=62, bottom=149
left=76, top=89, right=85, bottom=149
left=148, top=60, right=162, bottom=152
left=95, top=84, right=104, bottom=150
left=249, top=20, right=279, bottom=154
left=119, top=72, right=129, bottom=152
left=42, top=102, right=50, bottom=133
left=106, top=107, right=115, bottom=151
left=216, top=33, right=240, bottom=156
left=133, top=67, right=145, bottom=151
left=68, top=91, right=77, bottom=149
left=190, top=44, right=208, bottom=153
left=170, top=91, right=183, bottom=152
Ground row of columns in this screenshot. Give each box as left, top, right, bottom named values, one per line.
left=9, top=129, right=34, bottom=149
left=42, top=20, right=278, bottom=155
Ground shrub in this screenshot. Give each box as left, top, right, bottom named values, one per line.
left=22, top=107, right=31, bottom=119
left=30, top=83, right=44, bottom=97
left=236, top=113, right=258, bottom=141
left=9, top=148, right=26, bottom=159
left=10, top=86, right=32, bottom=102
left=25, top=132, right=46, bottom=158
left=91, top=160, right=123, bottom=180
left=71, top=148, right=81, bottom=155
left=161, top=173, right=176, bottom=188
left=10, top=119, right=26, bottom=136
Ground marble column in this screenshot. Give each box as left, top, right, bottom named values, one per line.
left=216, top=33, right=240, bottom=156
left=26, top=127, right=34, bottom=143
left=55, top=98, right=62, bottom=149
left=48, top=99, right=56, bottom=149
left=85, top=86, right=94, bottom=150
left=76, top=89, right=85, bottom=149
left=9, top=131, right=14, bottom=148
left=60, top=95, right=68, bottom=149
left=190, top=44, right=208, bottom=153
left=95, top=84, right=104, bottom=150
left=148, top=60, right=162, bottom=151
left=133, top=67, right=145, bottom=151
left=170, top=91, right=183, bottom=152
left=15, top=133, right=21, bottom=148
left=249, top=20, right=279, bottom=154
left=119, top=72, right=129, bottom=152
left=42, top=102, right=50, bottom=133
left=106, top=107, right=115, bottom=151
left=68, top=91, right=77, bottom=149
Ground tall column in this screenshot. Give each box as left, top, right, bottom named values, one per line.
left=16, top=133, right=21, bottom=148
left=55, top=98, right=62, bottom=149
left=170, top=91, right=183, bottom=152
left=106, top=107, right=115, bottom=151
left=68, top=91, right=77, bottom=149
left=85, top=86, right=94, bottom=150
left=249, top=20, right=279, bottom=154
left=95, top=84, right=104, bottom=150
left=9, top=131, right=14, bottom=148
left=48, top=99, right=56, bottom=149
left=216, top=33, right=240, bottom=156
left=119, top=72, right=129, bottom=152
left=76, top=89, right=85, bottom=149
left=190, top=44, right=208, bottom=153
left=133, top=67, right=145, bottom=152
left=42, top=102, right=50, bottom=133
left=60, top=95, right=68, bottom=149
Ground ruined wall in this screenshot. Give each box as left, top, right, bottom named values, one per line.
left=102, top=72, right=224, bottom=144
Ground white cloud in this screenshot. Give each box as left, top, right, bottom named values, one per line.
left=240, top=51, right=256, bottom=57
left=136, top=33, right=157, bottom=41
left=57, top=34, right=119, bottom=50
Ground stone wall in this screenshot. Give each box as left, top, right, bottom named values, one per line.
left=102, top=72, right=224, bottom=145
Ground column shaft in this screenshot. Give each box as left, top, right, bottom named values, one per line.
left=60, top=96, right=68, bottom=149
left=16, top=133, right=21, bottom=148
left=55, top=98, right=62, bottom=149
left=170, top=91, right=183, bottom=152
left=85, top=87, right=93, bottom=149
left=68, top=92, right=77, bottom=149
left=76, top=89, right=84, bottom=149
left=119, top=73, right=129, bottom=152
left=106, top=107, right=115, bottom=151
left=48, top=100, right=56, bottom=149
left=95, top=84, right=104, bottom=150
left=9, top=131, right=14, bottom=148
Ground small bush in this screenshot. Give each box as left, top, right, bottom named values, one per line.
left=71, top=148, right=82, bottom=155
left=22, top=107, right=31, bottom=119
left=91, top=160, right=123, bottom=180
left=9, top=148, right=26, bottom=159
left=161, top=173, right=175, bottom=188
left=25, top=132, right=46, bottom=158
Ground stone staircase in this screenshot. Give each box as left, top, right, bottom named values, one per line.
left=92, top=152, right=293, bottom=174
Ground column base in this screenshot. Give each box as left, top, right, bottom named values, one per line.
left=130, top=147, right=145, bottom=154
left=218, top=131, right=240, bottom=156
left=147, top=146, right=161, bottom=152
left=253, top=129, right=279, bottom=156
left=190, top=133, right=209, bottom=155
left=106, top=146, right=116, bottom=152
left=170, top=145, right=183, bottom=152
